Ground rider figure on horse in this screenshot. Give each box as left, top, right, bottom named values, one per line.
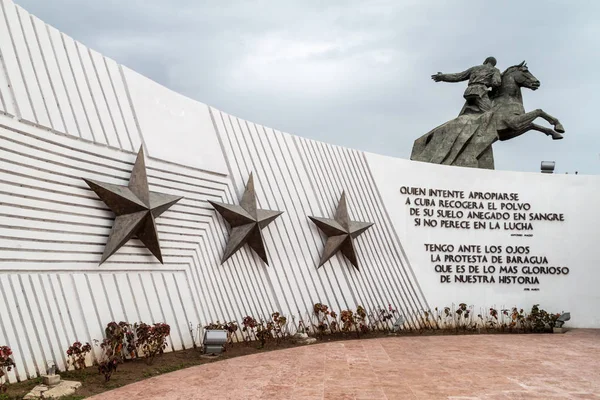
left=431, top=57, right=501, bottom=116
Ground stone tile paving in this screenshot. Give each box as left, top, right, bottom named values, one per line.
left=89, top=329, right=600, bottom=400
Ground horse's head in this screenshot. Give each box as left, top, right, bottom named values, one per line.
left=503, top=61, right=540, bottom=91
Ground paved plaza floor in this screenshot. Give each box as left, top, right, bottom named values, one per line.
left=89, top=329, right=600, bottom=399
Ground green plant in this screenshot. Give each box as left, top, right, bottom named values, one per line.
left=94, top=321, right=131, bottom=382
left=329, top=311, right=338, bottom=333
left=120, top=322, right=137, bottom=359
left=255, top=320, right=272, bottom=348
left=526, top=304, right=559, bottom=333
left=508, top=307, right=526, bottom=331
left=242, top=316, right=258, bottom=344
left=486, top=307, right=499, bottom=330
left=135, top=323, right=170, bottom=365
left=454, top=303, right=474, bottom=330
left=377, top=304, right=397, bottom=332
left=547, top=312, right=561, bottom=329
left=297, top=319, right=308, bottom=334
left=104, top=321, right=126, bottom=361
left=313, top=303, right=331, bottom=337
left=95, top=340, right=119, bottom=383
left=270, top=312, right=287, bottom=344
left=526, top=304, right=542, bottom=331
left=355, top=305, right=369, bottom=335
left=421, top=309, right=438, bottom=330
left=66, top=341, right=91, bottom=370
left=223, top=321, right=239, bottom=345
left=203, top=321, right=225, bottom=330
left=340, top=309, right=356, bottom=336
left=438, top=306, right=452, bottom=330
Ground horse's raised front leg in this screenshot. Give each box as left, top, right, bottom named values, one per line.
left=535, top=109, right=565, bottom=133
left=504, top=109, right=565, bottom=133
left=497, top=123, right=562, bottom=141
left=530, top=123, right=563, bottom=140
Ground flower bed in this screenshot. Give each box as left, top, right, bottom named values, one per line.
left=0, top=302, right=564, bottom=399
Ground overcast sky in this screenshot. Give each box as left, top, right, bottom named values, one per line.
left=15, top=0, right=600, bottom=174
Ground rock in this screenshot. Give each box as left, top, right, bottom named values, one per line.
left=42, top=374, right=60, bottom=387
left=291, top=333, right=317, bottom=345
left=23, top=380, right=81, bottom=399
left=23, top=385, right=47, bottom=399
left=553, top=327, right=567, bottom=334
left=44, top=380, right=82, bottom=399
left=292, top=332, right=308, bottom=340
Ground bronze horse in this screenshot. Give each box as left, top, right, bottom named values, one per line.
left=492, top=61, right=564, bottom=140
left=411, top=61, right=565, bottom=169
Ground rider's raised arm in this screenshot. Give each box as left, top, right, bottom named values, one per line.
left=438, top=67, right=472, bottom=83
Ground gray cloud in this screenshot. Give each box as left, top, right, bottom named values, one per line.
left=16, top=0, right=600, bottom=174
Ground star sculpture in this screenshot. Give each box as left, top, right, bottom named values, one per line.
left=83, top=147, right=182, bottom=264
left=309, top=192, right=374, bottom=270
left=208, top=173, right=283, bottom=265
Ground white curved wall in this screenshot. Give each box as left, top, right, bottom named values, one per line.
left=0, top=0, right=598, bottom=384
left=368, top=154, right=600, bottom=328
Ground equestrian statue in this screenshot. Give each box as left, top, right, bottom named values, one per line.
left=411, top=58, right=565, bottom=169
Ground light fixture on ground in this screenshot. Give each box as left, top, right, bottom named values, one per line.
left=541, top=161, right=555, bottom=174
left=392, top=315, right=405, bottom=332
left=554, top=312, right=571, bottom=333
left=202, top=329, right=227, bottom=355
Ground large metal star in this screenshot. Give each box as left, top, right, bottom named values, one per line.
left=309, top=192, right=374, bottom=270
left=209, top=173, right=283, bottom=265
left=83, top=147, right=182, bottom=264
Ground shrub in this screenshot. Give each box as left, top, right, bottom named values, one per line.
left=97, top=356, right=118, bottom=382
left=547, top=312, right=561, bottom=329
left=313, top=303, right=330, bottom=336
left=104, top=322, right=126, bottom=360
left=355, top=305, right=368, bottom=333
left=223, top=321, right=239, bottom=344
left=0, top=346, right=15, bottom=393
left=66, top=342, right=91, bottom=370
left=509, top=307, right=526, bottom=330
left=203, top=321, right=224, bottom=330
left=95, top=337, right=120, bottom=382
left=270, top=313, right=287, bottom=344
left=455, top=303, right=473, bottom=330
left=120, top=322, right=137, bottom=359
left=377, top=304, right=397, bottom=332
left=135, top=323, right=170, bottom=365
left=94, top=321, right=129, bottom=382
left=329, top=311, right=338, bottom=333
left=297, top=319, right=308, bottom=334
left=255, top=320, right=272, bottom=348
left=340, top=310, right=356, bottom=334
left=241, top=316, right=258, bottom=344
left=527, top=304, right=560, bottom=333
